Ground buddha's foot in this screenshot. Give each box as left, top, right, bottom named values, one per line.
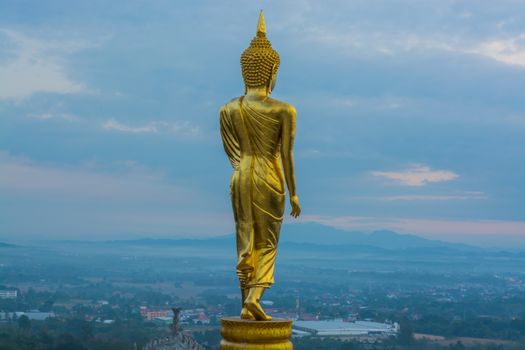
left=240, top=307, right=255, bottom=320
left=244, top=300, right=272, bottom=321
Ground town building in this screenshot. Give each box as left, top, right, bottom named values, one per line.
left=0, top=290, right=17, bottom=299
left=180, top=309, right=210, bottom=325
left=14, top=311, right=55, bottom=320
left=140, top=306, right=174, bottom=320
left=293, top=319, right=399, bottom=340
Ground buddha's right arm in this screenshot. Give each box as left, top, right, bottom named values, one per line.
left=280, top=106, right=297, bottom=198
left=220, top=106, right=240, bottom=169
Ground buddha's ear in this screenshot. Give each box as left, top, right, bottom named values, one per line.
left=268, top=63, right=278, bottom=95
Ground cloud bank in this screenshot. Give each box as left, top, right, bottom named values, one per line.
left=372, top=165, right=459, bottom=187
left=0, top=29, right=92, bottom=100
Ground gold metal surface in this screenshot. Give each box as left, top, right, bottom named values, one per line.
left=220, top=11, right=300, bottom=321
left=220, top=317, right=293, bottom=350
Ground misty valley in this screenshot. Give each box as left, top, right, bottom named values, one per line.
left=1, top=224, right=524, bottom=349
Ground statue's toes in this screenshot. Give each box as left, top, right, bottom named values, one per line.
left=240, top=307, right=255, bottom=320
left=245, top=301, right=271, bottom=321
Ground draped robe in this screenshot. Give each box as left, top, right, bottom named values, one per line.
left=220, top=96, right=285, bottom=288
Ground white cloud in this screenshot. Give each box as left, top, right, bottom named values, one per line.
left=469, top=34, right=525, bottom=68
left=332, top=95, right=409, bottom=110
left=0, top=29, right=92, bottom=100
left=300, top=148, right=322, bottom=158
left=302, top=26, right=457, bottom=57
left=372, top=165, right=458, bottom=186
left=101, top=118, right=158, bottom=133
left=0, top=152, right=177, bottom=199
left=379, top=194, right=483, bottom=201
left=29, top=113, right=81, bottom=122
left=301, top=25, right=525, bottom=69
left=355, top=192, right=485, bottom=201
left=101, top=118, right=200, bottom=136
left=299, top=148, right=353, bottom=159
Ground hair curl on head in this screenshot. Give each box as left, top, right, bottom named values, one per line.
left=240, top=12, right=280, bottom=88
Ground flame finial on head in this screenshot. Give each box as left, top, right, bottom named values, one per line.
left=241, top=10, right=280, bottom=88
left=256, top=10, right=266, bottom=36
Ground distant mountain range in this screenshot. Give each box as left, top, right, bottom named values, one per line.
left=5, top=224, right=523, bottom=256
left=280, top=222, right=472, bottom=250
left=103, top=222, right=480, bottom=252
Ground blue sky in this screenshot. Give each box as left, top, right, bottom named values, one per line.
left=1, top=1, right=524, bottom=246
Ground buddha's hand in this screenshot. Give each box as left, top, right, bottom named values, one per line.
left=290, top=195, right=301, bottom=218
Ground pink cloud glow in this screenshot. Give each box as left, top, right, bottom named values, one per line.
left=372, top=165, right=458, bottom=186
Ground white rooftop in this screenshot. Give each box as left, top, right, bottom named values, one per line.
left=15, top=312, right=55, bottom=321
left=293, top=320, right=397, bottom=336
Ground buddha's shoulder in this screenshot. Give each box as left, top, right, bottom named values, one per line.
left=266, top=97, right=296, bottom=115
left=220, top=97, right=243, bottom=113
left=220, top=97, right=296, bottom=116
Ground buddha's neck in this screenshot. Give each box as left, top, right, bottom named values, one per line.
left=245, top=86, right=268, bottom=98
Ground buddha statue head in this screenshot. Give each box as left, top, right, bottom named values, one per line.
left=241, top=11, right=280, bottom=94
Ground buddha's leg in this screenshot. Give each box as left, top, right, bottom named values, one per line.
left=244, top=218, right=282, bottom=320
left=252, top=218, right=281, bottom=287
left=235, top=220, right=255, bottom=290
left=240, top=287, right=254, bottom=320
left=244, top=286, right=271, bottom=321
left=231, top=171, right=256, bottom=290
left=236, top=221, right=257, bottom=320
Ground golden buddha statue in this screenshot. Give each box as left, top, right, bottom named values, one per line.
left=219, top=11, right=301, bottom=322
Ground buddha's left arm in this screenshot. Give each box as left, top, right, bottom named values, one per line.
left=281, top=106, right=300, bottom=217
left=281, top=106, right=296, bottom=196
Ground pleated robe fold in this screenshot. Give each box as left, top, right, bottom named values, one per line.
left=220, top=97, right=285, bottom=288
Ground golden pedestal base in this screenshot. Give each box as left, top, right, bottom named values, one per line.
left=220, top=317, right=293, bottom=349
